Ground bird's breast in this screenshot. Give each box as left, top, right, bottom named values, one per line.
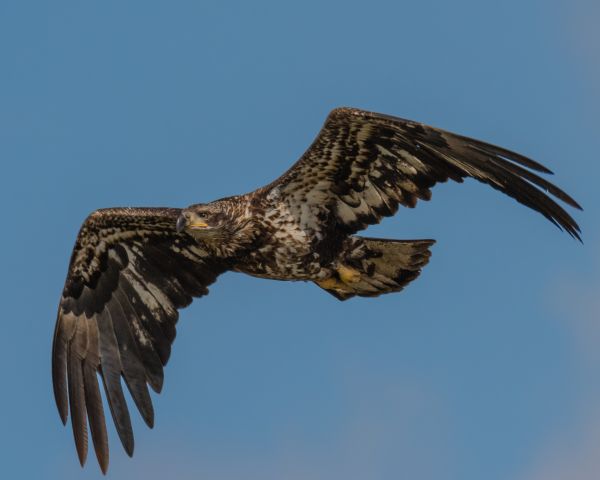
left=234, top=229, right=324, bottom=280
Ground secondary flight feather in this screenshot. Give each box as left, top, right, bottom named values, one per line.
left=52, top=107, right=581, bottom=472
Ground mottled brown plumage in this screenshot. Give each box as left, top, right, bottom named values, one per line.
left=53, top=107, right=581, bottom=472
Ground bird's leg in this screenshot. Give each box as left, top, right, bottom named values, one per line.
left=316, top=276, right=344, bottom=290
left=316, top=264, right=361, bottom=291
left=336, top=264, right=361, bottom=284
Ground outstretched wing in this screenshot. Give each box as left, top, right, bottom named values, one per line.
left=271, top=107, right=581, bottom=239
left=52, top=207, right=228, bottom=473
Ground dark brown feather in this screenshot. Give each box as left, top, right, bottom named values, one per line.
left=272, top=107, right=581, bottom=240
left=113, top=285, right=164, bottom=393
left=110, top=290, right=154, bottom=428
left=82, top=318, right=109, bottom=474
left=67, top=323, right=88, bottom=466
left=97, top=306, right=134, bottom=456
left=52, top=208, right=228, bottom=472
left=52, top=311, right=75, bottom=425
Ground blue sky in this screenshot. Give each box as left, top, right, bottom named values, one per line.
left=0, top=1, right=598, bottom=479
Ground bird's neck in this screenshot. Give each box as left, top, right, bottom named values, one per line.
left=199, top=218, right=260, bottom=259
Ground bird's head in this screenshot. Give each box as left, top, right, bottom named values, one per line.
left=176, top=199, right=245, bottom=243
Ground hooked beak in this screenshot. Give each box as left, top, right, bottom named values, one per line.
left=176, top=212, right=209, bottom=233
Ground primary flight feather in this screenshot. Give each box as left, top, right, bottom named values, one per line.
left=52, top=107, right=581, bottom=472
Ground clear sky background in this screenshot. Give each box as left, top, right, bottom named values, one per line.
left=0, top=1, right=598, bottom=479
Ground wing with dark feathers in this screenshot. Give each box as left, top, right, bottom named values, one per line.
left=52, top=207, right=229, bottom=473
left=271, top=107, right=581, bottom=239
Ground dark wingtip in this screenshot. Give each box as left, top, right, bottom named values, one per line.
left=534, top=163, right=553, bottom=175
left=572, top=200, right=584, bottom=211
left=466, top=142, right=554, bottom=174
left=150, top=376, right=164, bottom=394
left=562, top=197, right=583, bottom=211
left=562, top=221, right=583, bottom=243
left=73, top=436, right=88, bottom=466
left=98, top=454, right=109, bottom=475
left=136, top=398, right=155, bottom=429
left=52, top=324, right=70, bottom=426
left=58, top=408, right=68, bottom=426
left=146, top=411, right=155, bottom=429
left=77, top=452, right=87, bottom=468
left=124, top=439, right=134, bottom=457
left=53, top=371, right=68, bottom=425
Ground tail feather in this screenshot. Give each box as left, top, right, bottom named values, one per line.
left=316, top=237, right=435, bottom=301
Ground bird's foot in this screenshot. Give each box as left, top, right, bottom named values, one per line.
left=317, top=277, right=345, bottom=290
left=336, top=264, right=361, bottom=284
left=316, top=264, right=361, bottom=291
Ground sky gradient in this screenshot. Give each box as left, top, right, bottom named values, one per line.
left=0, top=1, right=598, bottom=479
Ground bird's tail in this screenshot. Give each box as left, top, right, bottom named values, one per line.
left=315, top=237, right=435, bottom=301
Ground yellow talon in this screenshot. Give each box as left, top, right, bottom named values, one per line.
left=317, top=264, right=361, bottom=292
left=337, top=264, right=361, bottom=284
left=317, top=277, right=344, bottom=290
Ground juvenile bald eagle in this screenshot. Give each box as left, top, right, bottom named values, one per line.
left=53, top=107, right=581, bottom=472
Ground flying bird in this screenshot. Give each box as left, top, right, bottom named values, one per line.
left=52, top=107, right=581, bottom=472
